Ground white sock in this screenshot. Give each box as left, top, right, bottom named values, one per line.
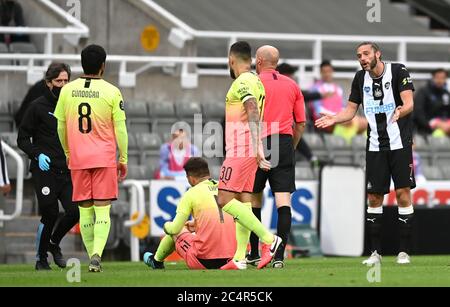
left=367, top=206, right=383, bottom=214
left=398, top=205, right=414, bottom=215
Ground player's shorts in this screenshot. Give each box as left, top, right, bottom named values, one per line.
left=253, top=134, right=296, bottom=194
left=218, top=157, right=258, bottom=193
left=71, top=167, right=118, bottom=202
left=366, top=145, right=416, bottom=195
left=175, top=232, right=206, bottom=270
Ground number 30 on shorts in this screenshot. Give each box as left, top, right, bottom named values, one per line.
left=220, top=166, right=233, bottom=182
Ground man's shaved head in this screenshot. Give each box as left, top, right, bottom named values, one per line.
left=256, top=45, right=280, bottom=73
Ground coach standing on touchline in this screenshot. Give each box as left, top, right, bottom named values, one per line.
left=316, top=42, right=415, bottom=265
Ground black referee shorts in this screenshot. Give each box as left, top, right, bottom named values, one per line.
left=366, top=145, right=416, bottom=195
left=253, top=134, right=296, bottom=194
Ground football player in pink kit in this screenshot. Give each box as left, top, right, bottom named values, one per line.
left=144, top=158, right=237, bottom=270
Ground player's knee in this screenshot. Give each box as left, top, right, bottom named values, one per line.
left=396, top=189, right=411, bottom=206
left=367, top=194, right=383, bottom=207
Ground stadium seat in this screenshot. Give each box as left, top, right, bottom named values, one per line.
left=136, top=133, right=161, bottom=153
left=126, top=100, right=152, bottom=133
left=428, top=136, right=450, bottom=165
left=302, top=133, right=329, bottom=160
left=9, top=42, right=38, bottom=66
left=0, top=132, right=18, bottom=148
left=413, top=134, right=431, bottom=163
left=176, top=101, right=202, bottom=123
left=136, top=132, right=162, bottom=165
left=202, top=102, right=225, bottom=123
left=127, top=164, right=147, bottom=180
left=0, top=43, right=10, bottom=65
left=351, top=135, right=367, bottom=166
left=127, top=133, right=140, bottom=165
left=0, top=101, right=14, bottom=132
left=422, top=165, right=445, bottom=180
left=9, top=42, right=37, bottom=53
left=295, top=166, right=315, bottom=180
left=323, top=134, right=353, bottom=164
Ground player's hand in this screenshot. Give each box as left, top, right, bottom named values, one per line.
left=392, top=106, right=402, bottom=123
left=185, top=220, right=196, bottom=233
left=38, top=154, right=51, bottom=171
left=117, top=163, right=128, bottom=182
left=257, top=146, right=271, bottom=171
left=1, top=184, right=11, bottom=196
left=315, top=113, right=336, bottom=129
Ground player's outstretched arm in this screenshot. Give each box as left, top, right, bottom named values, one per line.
left=315, top=101, right=359, bottom=129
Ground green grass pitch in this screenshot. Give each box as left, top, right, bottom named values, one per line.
left=1, top=256, right=449, bottom=287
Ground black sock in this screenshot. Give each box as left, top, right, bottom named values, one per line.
left=249, top=207, right=261, bottom=258
left=275, top=206, right=291, bottom=261
left=398, top=213, right=414, bottom=254
left=367, top=213, right=383, bottom=253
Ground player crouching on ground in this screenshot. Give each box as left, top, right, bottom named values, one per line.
left=144, top=157, right=237, bottom=270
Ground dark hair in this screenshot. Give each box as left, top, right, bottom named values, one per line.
left=44, top=62, right=71, bottom=82
left=229, top=41, right=252, bottom=62
left=356, top=41, right=382, bottom=60
left=432, top=68, right=448, bottom=77
left=357, top=41, right=381, bottom=52
left=276, top=63, right=297, bottom=75
left=81, top=44, right=107, bottom=75
left=320, top=60, right=333, bottom=70
left=183, top=157, right=210, bottom=178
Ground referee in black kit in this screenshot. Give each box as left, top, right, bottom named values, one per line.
left=17, top=63, right=79, bottom=270
left=316, top=42, right=415, bottom=265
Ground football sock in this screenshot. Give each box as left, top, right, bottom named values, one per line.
left=92, top=205, right=111, bottom=258
left=367, top=206, right=383, bottom=253
left=398, top=205, right=414, bottom=254
left=79, top=206, right=95, bottom=258
left=233, top=202, right=252, bottom=261
left=274, top=206, right=291, bottom=260
left=249, top=207, right=262, bottom=258
left=222, top=198, right=274, bottom=245
left=155, top=235, right=175, bottom=262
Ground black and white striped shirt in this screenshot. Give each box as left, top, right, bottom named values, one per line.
left=0, top=141, right=10, bottom=186
left=349, top=62, right=414, bottom=151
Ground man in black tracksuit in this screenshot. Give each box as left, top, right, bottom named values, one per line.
left=17, top=63, right=79, bottom=270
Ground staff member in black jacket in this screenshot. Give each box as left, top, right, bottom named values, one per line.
left=17, top=63, right=79, bottom=270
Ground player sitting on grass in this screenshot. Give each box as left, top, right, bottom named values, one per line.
left=143, top=157, right=237, bottom=270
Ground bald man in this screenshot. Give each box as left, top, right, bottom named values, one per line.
left=247, top=45, right=306, bottom=268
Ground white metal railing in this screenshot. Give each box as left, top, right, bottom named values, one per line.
left=0, top=53, right=448, bottom=86
left=139, top=0, right=450, bottom=66
left=0, top=0, right=89, bottom=54
left=121, top=179, right=147, bottom=262
left=0, top=141, right=23, bottom=222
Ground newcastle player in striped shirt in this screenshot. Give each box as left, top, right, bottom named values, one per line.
left=316, top=42, right=415, bottom=265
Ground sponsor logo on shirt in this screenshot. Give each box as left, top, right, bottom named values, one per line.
left=364, top=100, right=395, bottom=115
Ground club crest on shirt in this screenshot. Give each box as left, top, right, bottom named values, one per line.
left=374, top=88, right=383, bottom=98
left=384, top=82, right=390, bottom=90
left=364, top=86, right=371, bottom=93
left=42, top=187, right=50, bottom=196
